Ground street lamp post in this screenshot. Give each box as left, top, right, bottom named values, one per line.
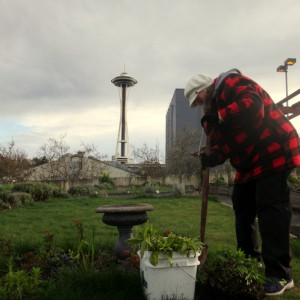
left=277, top=58, right=297, bottom=103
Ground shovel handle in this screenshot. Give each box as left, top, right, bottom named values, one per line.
left=200, top=134, right=211, bottom=243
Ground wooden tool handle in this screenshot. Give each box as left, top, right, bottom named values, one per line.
left=200, top=134, right=211, bottom=243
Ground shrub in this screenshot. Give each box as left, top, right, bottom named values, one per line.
left=13, top=192, right=32, bottom=204
left=0, top=258, right=46, bottom=299
left=144, top=184, right=156, bottom=194
left=216, top=177, right=226, bottom=185
left=99, top=172, right=115, bottom=187
left=94, top=182, right=114, bottom=191
left=68, top=186, right=88, bottom=196
left=204, top=248, right=265, bottom=299
left=0, top=184, right=13, bottom=192
left=30, top=183, right=53, bottom=202
left=51, top=186, right=70, bottom=199
left=0, top=191, right=15, bottom=205
left=12, top=183, right=34, bottom=194
left=0, top=200, right=11, bottom=210
left=288, top=175, right=300, bottom=185
left=68, top=186, right=98, bottom=197
left=171, top=183, right=185, bottom=196
left=11, top=183, right=54, bottom=203
left=288, top=175, right=300, bottom=191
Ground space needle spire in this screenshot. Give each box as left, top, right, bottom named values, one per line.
left=111, top=71, right=137, bottom=164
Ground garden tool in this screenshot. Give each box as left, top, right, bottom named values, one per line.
left=198, top=128, right=211, bottom=266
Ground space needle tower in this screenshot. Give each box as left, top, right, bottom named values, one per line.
left=111, top=72, right=137, bottom=164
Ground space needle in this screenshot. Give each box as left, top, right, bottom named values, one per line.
left=111, top=72, right=137, bottom=164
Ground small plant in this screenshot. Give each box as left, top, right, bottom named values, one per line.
left=204, top=248, right=266, bottom=299
left=127, top=224, right=203, bottom=267
left=288, top=174, right=300, bottom=190
left=71, top=218, right=96, bottom=270
left=99, top=172, right=115, bottom=187
left=0, top=257, right=45, bottom=300
left=216, top=176, right=226, bottom=185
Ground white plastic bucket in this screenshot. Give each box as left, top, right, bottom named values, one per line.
left=138, top=251, right=200, bottom=300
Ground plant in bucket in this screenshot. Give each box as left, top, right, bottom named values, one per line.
left=127, top=224, right=204, bottom=300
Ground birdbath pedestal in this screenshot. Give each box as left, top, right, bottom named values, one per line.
left=96, top=203, right=154, bottom=260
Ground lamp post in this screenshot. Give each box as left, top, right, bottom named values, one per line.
left=277, top=58, right=296, bottom=102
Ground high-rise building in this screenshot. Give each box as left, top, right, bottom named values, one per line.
left=165, top=88, right=204, bottom=164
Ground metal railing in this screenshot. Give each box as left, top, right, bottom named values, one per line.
left=276, top=88, right=300, bottom=120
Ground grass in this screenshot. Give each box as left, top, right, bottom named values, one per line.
left=0, top=194, right=299, bottom=299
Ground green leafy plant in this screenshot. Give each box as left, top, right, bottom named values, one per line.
left=204, top=248, right=266, bottom=299
left=288, top=174, right=300, bottom=191
left=99, top=172, right=115, bottom=187
left=0, top=257, right=45, bottom=300
left=127, top=224, right=203, bottom=267
left=0, top=184, right=13, bottom=192
left=216, top=176, right=226, bottom=185
left=71, top=218, right=96, bottom=270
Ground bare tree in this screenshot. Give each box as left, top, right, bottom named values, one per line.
left=131, top=142, right=165, bottom=177
left=166, top=127, right=202, bottom=177
left=0, top=140, right=32, bottom=183
left=29, top=135, right=107, bottom=184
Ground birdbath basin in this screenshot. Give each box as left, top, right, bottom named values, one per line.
left=96, top=203, right=154, bottom=260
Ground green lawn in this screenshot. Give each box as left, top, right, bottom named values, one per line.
left=0, top=195, right=299, bottom=299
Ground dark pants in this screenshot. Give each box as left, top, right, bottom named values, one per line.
left=232, top=170, right=293, bottom=280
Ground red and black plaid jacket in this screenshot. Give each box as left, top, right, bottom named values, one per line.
left=209, top=72, right=300, bottom=183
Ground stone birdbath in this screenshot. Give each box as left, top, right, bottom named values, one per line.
left=96, top=203, right=154, bottom=260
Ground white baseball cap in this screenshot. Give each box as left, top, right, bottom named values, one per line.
left=184, top=74, right=213, bottom=107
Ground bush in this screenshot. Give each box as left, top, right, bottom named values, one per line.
left=68, top=186, right=95, bottom=197
left=51, top=186, right=70, bottom=199
left=68, top=185, right=110, bottom=198
left=0, top=191, right=15, bottom=205
left=0, top=200, right=11, bottom=210
left=144, top=184, right=156, bottom=194
left=171, top=183, right=185, bottom=196
left=0, top=184, right=13, bottom=192
left=12, top=182, right=55, bottom=202
left=99, top=173, right=115, bottom=187
left=288, top=175, right=300, bottom=191
left=0, top=187, right=33, bottom=209
left=204, top=248, right=265, bottom=299
left=94, top=183, right=114, bottom=191
left=13, top=192, right=32, bottom=204
left=30, top=183, right=53, bottom=202
left=216, top=177, right=226, bottom=185
left=12, top=182, right=34, bottom=194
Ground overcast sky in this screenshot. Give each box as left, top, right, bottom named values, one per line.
left=1, top=0, right=300, bottom=160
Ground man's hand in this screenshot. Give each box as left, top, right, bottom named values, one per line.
left=200, top=152, right=210, bottom=170
left=199, top=146, right=218, bottom=170
left=201, top=112, right=219, bottom=135
left=190, top=151, right=199, bottom=157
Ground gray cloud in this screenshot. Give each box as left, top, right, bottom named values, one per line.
left=0, top=0, right=300, bottom=158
